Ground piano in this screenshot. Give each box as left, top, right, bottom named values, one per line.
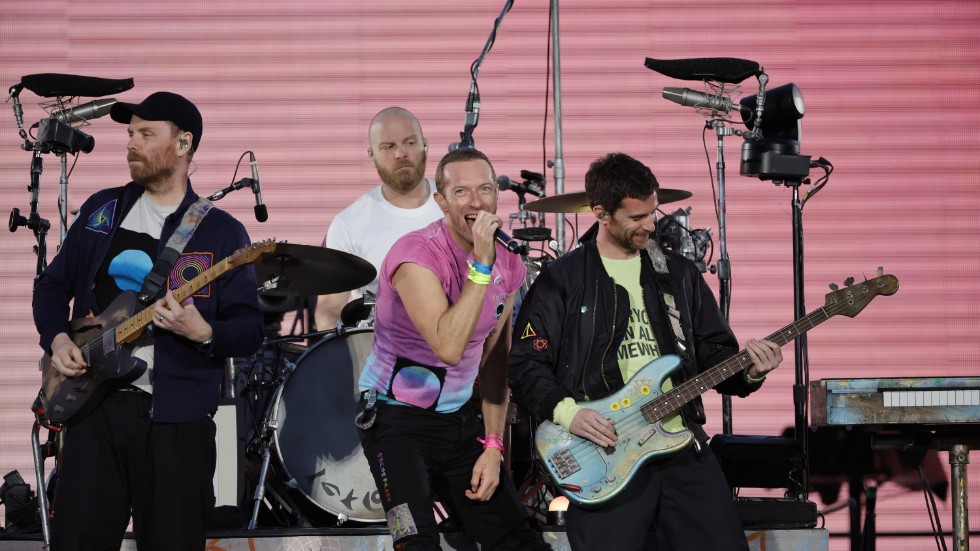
left=811, top=376, right=979, bottom=551
left=811, top=376, right=980, bottom=427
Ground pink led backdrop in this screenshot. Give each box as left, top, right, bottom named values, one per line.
left=1, top=1, right=978, bottom=547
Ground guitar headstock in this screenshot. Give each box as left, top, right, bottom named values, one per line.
left=228, top=238, right=277, bottom=267
left=824, top=272, right=898, bottom=318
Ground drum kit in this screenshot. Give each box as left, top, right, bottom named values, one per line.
left=241, top=187, right=703, bottom=528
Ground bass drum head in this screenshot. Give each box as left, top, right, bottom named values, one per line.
left=270, top=328, right=383, bottom=522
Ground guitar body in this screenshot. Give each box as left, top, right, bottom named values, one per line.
left=40, top=291, right=149, bottom=425
left=534, top=355, right=694, bottom=508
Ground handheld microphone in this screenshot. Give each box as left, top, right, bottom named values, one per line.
left=52, top=98, right=117, bottom=124
left=249, top=152, right=268, bottom=222
left=497, top=175, right=544, bottom=198
left=495, top=228, right=522, bottom=254
left=662, top=88, right=740, bottom=114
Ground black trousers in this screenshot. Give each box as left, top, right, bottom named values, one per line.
left=567, top=441, right=748, bottom=551
left=50, top=390, right=217, bottom=551
left=357, top=401, right=549, bottom=550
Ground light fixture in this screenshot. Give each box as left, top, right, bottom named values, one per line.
left=547, top=495, right=569, bottom=526
left=739, top=83, right=810, bottom=181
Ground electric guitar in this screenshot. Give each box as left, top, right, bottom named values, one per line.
left=38, top=239, right=276, bottom=425
left=534, top=273, right=898, bottom=507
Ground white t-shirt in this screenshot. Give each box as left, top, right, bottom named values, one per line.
left=324, top=179, right=443, bottom=296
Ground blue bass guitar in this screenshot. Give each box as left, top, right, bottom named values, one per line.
left=534, top=273, right=898, bottom=507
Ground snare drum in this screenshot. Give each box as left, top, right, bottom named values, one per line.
left=267, top=328, right=383, bottom=522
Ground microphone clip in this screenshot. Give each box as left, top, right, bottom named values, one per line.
left=208, top=177, right=255, bottom=201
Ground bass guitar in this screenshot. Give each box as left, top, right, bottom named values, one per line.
left=38, top=239, right=276, bottom=425
left=534, top=273, right=898, bottom=507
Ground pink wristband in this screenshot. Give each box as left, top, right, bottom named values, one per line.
left=477, top=436, right=505, bottom=454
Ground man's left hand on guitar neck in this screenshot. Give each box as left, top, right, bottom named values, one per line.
left=153, top=290, right=213, bottom=345
left=743, top=338, right=783, bottom=381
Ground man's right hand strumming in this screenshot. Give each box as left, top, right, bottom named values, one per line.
left=50, top=332, right=87, bottom=376
left=570, top=408, right=618, bottom=448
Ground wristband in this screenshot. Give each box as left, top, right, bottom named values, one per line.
left=477, top=436, right=505, bottom=455
left=743, top=367, right=767, bottom=384
left=470, top=260, right=493, bottom=275
left=467, top=263, right=492, bottom=285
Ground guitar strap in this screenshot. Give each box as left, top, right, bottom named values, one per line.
left=137, top=197, right=213, bottom=305
left=644, top=238, right=689, bottom=360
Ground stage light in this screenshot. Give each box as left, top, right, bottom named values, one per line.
left=547, top=495, right=569, bottom=526
left=739, top=83, right=811, bottom=181
left=740, top=83, right=804, bottom=141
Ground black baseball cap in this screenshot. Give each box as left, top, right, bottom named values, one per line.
left=110, top=91, right=203, bottom=151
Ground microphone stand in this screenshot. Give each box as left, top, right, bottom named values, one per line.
left=709, top=117, right=735, bottom=434
left=551, top=0, right=566, bottom=253
left=704, top=116, right=761, bottom=435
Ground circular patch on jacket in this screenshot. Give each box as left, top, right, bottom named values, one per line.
left=390, top=365, right=442, bottom=409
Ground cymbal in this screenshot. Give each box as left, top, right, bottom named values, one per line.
left=255, top=243, right=376, bottom=297
left=523, top=189, right=693, bottom=214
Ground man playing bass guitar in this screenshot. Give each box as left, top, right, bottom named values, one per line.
left=508, top=152, right=783, bottom=551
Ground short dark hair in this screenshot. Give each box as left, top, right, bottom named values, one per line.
left=434, top=148, right=496, bottom=194
left=584, top=152, right=659, bottom=215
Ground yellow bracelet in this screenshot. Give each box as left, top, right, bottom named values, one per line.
left=468, top=266, right=491, bottom=285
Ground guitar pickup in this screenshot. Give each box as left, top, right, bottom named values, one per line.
left=548, top=449, right=582, bottom=479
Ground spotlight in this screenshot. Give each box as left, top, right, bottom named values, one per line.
left=740, top=83, right=804, bottom=141
left=739, top=83, right=811, bottom=181
left=547, top=495, right=569, bottom=526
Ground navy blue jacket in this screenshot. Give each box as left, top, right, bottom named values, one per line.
left=33, top=181, right=264, bottom=422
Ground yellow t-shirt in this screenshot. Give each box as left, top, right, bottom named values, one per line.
left=553, top=255, right=684, bottom=433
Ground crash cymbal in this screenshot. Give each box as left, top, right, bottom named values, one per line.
left=523, top=188, right=693, bottom=214
left=255, top=243, right=376, bottom=297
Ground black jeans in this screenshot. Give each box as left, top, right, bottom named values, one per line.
left=357, top=400, right=548, bottom=550
left=567, top=441, right=748, bottom=551
left=51, top=390, right=216, bottom=551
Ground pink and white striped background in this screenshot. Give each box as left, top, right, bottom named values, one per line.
left=1, top=1, right=978, bottom=547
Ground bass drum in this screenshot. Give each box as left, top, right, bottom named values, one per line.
left=268, top=328, right=383, bottom=523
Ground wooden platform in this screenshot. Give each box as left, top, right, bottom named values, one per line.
left=0, top=527, right=829, bottom=550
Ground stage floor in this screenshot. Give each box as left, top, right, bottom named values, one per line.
left=0, top=527, right=829, bottom=550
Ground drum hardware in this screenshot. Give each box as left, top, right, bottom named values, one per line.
left=340, top=290, right=376, bottom=328
left=523, top=188, right=693, bottom=214
left=656, top=206, right=713, bottom=273
left=244, top=329, right=383, bottom=527
left=255, top=242, right=376, bottom=298
left=511, top=226, right=551, bottom=243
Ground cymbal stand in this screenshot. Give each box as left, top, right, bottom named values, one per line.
left=247, top=405, right=279, bottom=529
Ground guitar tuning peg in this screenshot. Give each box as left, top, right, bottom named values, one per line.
left=844, top=277, right=855, bottom=286
left=877, top=267, right=884, bottom=277
left=829, top=283, right=839, bottom=291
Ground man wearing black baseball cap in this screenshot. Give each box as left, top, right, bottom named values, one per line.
left=33, top=91, right=263, bottom=550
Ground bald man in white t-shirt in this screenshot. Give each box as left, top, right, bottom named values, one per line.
left=315, top=107, right=443, bottom=330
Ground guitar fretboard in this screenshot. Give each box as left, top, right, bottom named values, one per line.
left=640, top=306, right=832, bottom=423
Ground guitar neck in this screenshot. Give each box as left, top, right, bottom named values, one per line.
left=113, top=255, right=236, bottom=344
left=646, top=306, right=831, bottom=419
